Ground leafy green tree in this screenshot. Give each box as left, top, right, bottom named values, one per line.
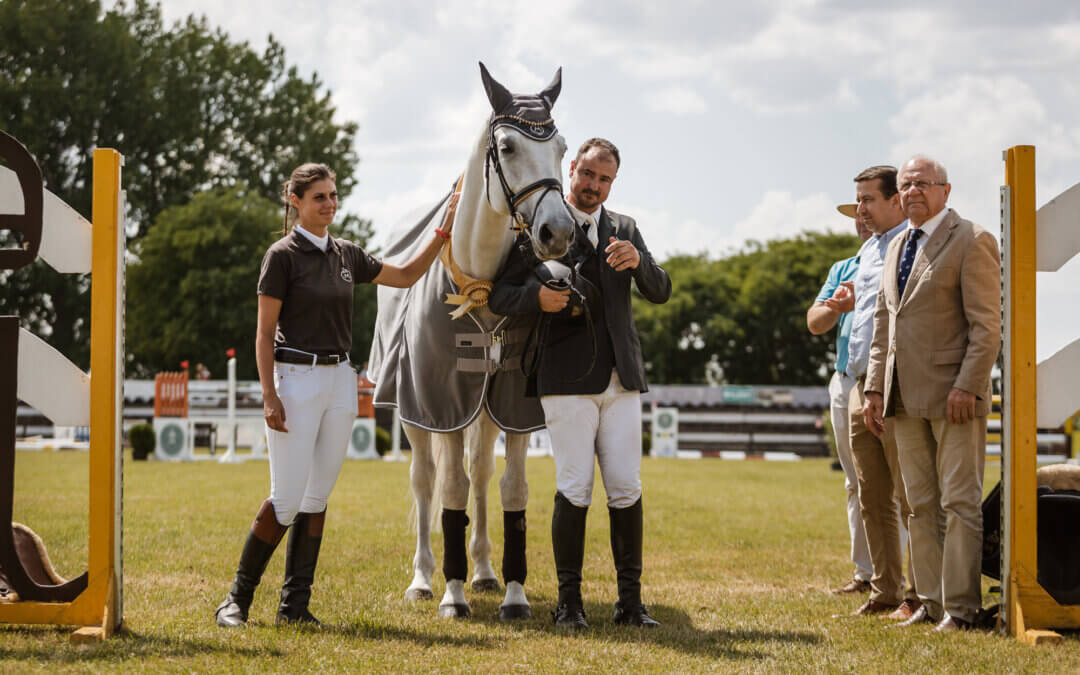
left=126, top=187, right=377, bottom=380
left=126, top=186, right=278, bottom=379
left=0, top=0, right=359, bottom=368
left=633, top=231, right=860, bottom=385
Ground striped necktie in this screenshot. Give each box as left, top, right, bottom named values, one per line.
left=897, top=229, right=924, bottom=297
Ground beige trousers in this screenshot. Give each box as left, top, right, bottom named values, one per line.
left=830, top=371, right=873, bottom=583
left=892, top=399, right=986, bottom=623
left=849, top=382, right=916, bottom=605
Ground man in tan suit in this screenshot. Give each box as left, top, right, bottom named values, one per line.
left=844, top=165, right=919, bottom=620
left=864, top=155, right=1000, bottom=632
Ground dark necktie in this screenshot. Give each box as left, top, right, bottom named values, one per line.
left=897, top=228, right=924, bottom=297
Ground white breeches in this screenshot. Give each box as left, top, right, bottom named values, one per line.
left=540, top=370, right=642, bottom=509
left=267, top=361, right=357, bottom=526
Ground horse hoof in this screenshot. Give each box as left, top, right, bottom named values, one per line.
left=472, top=578, right=500, bottom=593
left=498, top=604, right=531, bottom=621
left=438, top=603, right=471, bottom=619
left=405, top=588, right=434, bottom=602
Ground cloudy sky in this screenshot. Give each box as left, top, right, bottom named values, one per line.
left=147, top=0, right=1080, bottom=359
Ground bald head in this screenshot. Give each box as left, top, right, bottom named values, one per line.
left=897, top=155, right=951, bottom=227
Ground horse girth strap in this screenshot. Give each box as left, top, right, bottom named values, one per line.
left=455, top=326, right=530, bottom=375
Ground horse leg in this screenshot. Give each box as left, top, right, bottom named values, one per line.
left=469, top=411, right=501, bottom=592
left=438, top=430, right=471, bottom=618
left=499, top=430, right=532, bottom=620
left=404, top=426, right=436, bottom=601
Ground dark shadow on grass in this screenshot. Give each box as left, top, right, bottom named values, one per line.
left=0, top=625, right=281, bottom=661
left=309, top=618, right=496, bottom=648
left=459, top=595, right=822, bottom=661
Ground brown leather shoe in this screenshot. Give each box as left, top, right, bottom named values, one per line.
left=934, top=615, right=972, bottom=633
left=886, top=604, right=936, bottom=629
left=852, top=599, right=899, bottom=616
left=885, top=598, right=922, bottom=621
left=830, top=579, right=871, bottom=595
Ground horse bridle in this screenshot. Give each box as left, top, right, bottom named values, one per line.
left=484, top=114, right=564, bottom=233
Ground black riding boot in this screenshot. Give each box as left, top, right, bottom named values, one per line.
left=609, top=498, right=659, bottom=627
left=276, top=510, right=325, bottom=625
left=215, top=500, right=287, bottom=627
left=552, top=492, right=589, bottom=629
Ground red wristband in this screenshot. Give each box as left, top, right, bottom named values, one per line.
left=434, top=227, right=451, bottom=240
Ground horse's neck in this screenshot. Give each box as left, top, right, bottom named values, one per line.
left=450, top=130, right=515, bottom=283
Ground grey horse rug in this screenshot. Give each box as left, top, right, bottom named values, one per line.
left=368, top=188, right=544, bottom=433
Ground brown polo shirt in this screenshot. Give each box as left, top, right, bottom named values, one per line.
left=257, top=228, right=383, bottom=355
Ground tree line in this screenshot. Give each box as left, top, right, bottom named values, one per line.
left=1, top=0, right=859, bottom=384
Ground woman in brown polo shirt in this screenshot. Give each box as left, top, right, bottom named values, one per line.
left=215, top=162, right=456, bottom=627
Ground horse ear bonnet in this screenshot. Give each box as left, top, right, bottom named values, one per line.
left=478, top=62, right=561, bottom=142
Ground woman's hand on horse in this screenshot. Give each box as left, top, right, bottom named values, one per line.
left=442, top=192, right=461, bottom=233
left=539, top=285, right=571, bottom=312
left=605, top=237, right=640, bottom=271
left=264, top=393, right=289, bottom=432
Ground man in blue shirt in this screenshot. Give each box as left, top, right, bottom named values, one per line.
left=807, top=204, right=871, bottom=595
left=844, top=165, right=920, bottom=619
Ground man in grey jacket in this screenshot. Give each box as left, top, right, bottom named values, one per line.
left=490, top=138, right=671, bottom=629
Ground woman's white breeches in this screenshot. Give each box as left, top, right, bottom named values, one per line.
left=267, top=361, right=357, bottom=526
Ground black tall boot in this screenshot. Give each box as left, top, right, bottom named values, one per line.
left=610, top=498, right=659, bottom=627
left=215, top=500, right=287, bottom=627
left=276, top=510, right=325, bottom=625
left=552, top=492, right=589, bottom=629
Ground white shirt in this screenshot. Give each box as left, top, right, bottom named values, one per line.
left=294, top=224, right=329, bottom=252
left=909, top=206, right=948, bottom=254
left=566, top=201, right=601, bottom=249
left=846, top=220, right=907, bottom=378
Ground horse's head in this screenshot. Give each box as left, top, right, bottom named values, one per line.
left=479, top=63, right=575, bottom=261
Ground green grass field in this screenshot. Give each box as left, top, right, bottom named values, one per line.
left=2, top=451, right=1077, bottom=672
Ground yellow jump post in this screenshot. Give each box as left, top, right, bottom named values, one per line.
left=0, top=147, right=125, bottom=642
left=1001, top=145, right=1080, bottom=644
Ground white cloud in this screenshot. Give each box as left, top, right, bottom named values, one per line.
left=730, top=190, right=851, bottom=245
left=645, top=86, right=707, bottom=115
left=888, top=74, right=1080, bottom=234
left=619, top=190, right=851, bottom=261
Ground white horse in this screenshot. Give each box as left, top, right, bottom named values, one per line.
left=369, top=63, right=575, bottom=619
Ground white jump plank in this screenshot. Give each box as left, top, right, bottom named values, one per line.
left=17, top=328, right=91, bottom=426
left=1036, top=181, right=1080, bottom=272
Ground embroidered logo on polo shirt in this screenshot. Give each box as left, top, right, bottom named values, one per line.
left=340, top=267, right=352, bottom=283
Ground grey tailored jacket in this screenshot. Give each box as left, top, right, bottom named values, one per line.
left=489, top=207, right=671, bottom=396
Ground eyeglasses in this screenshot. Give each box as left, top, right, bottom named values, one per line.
left=899, top=180, right=946, bottom=193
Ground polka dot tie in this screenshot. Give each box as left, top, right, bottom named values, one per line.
left=897, top=229, right=924, bottom=297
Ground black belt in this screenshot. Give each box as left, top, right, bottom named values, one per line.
left=274, top=347, right=349, bottom=366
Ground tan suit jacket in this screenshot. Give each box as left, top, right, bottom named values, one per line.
left=865, top=209, right=1000, bottom=419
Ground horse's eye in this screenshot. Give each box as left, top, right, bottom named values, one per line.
left=499, top=142, right=514, bottom=155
